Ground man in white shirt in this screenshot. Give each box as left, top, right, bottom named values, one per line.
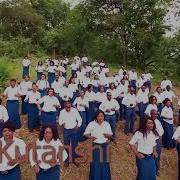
left=128, top=69, right=138, bottom=92
left=58, top=101, right=82, bottom=166
left=99, top=91, right=120, bottom=140
left=160, top=77, right=172, bottom=90
left=136, top=86, right=149, bottom=124
left=122, top=87, right=137, bottom=135
left=151, top=109, right=164, bottom=176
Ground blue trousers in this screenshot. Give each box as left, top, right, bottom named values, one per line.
left=161, top=120, right=175, bottom=148
left=0, top=165, right=21, bottom=180
left=0, top=122, right=4, bottom=138
left=21, top=95, right=28, bottom=115
left=155, top=138, right=162, bottom=173
left=28, top=103, right=40, bottom=130
left=138, top=103, right=148, bottom=125
left=36, top=165, right=60, bottom=180
left=22, top=66, right=29, bottom=77
left=48, top=72, right=55, bottom=86
left=136, top=155, right=156, bottom=180
left=86, top=102, right=96, bottom=125
left=78, top=111, right=86, bottom=142
left=6, top=100, right=21, bottom=129
left=89, top=143, right=111, bottom=180
left=39, top=89, right=47, bottom=97
left=37, top=72, right=43, bottom=81
left=41, top=111, right=57, bottom=126
left=116, top=97, right=125, bottom=120
left=124, top=107, right=135, bottom=133
left=63, top=128, right=78, bottom=162
left=105, top=114, right=116, bottom=138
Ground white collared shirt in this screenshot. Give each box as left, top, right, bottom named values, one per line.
left=22, top=59, right=31, bottom=67
left=4, top=86, right=20, bottom=100
left=47, top=66, right=57, bottom=73
left=145, top=104, right=158, bottom=117
left=57, top=66, right=66, bottom=73
left=85, top=91, right=96, bottom=102
left=162, top=90, right=176, bottom=102
left=99, top=98, right=120, bottom=115
left=59, top=87, right=73, bottom=101
left=129, top=131, right=158, bottom=154
left=0, top=105, right=9, bottom=122
left=116, top=84, right=128, bottom=98
left=154, top=119, right=164, bottom=137
left=107, top=89, right=118, bottom=99
left=172, top=126, right=180, bottom=140
left=136, top=90, right=149, bottom=104
left=35, top=65, right=45, bottom=72
left=136, top=78, right=146, bottom=88
left=25, top=91, right=41, bottom=104
left=38, top=96, right=60, bottom=112
left=160, top=80, right=172, bottom=90
left=59, top=108, right=82, bottom=129
left=19, top=81, right=32, bottom=95
left=36, top=80, right=49, bottom=90
left=153, top=92, right=164, bottom=104
left=73, top=97, right=89, bottom=111
left=51, top=80, right=64, bottom=93
left=142, top=73, right=153, bottom=81
left=122, top=93, right=136, bottom=108
left=128, top=71, right=138, bottom=81
left=30, top=139, right=68, bottom=169
left=69, top=84, right=78, bottom=93
left=161, top=106, right=173, bottom=124
left=84, top=121, right=112, bottom=144
left=0, top=137, right=26, bottom=171
left=95, top=92, right=106, bottom=103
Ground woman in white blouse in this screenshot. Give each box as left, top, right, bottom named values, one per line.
left=30, top=124, right=67, bottom=180
left=129, top=118, right=159, bottom=180
left=35, top=61, right=45, bottom=80
left=161, top=98, right=175, bottom=149
left=37, top=88, right=60, bottom=126
left=0, top=98, right=9, bottom=137
left=47, top=61, right=57, bottom=86
left=84, top=110, right=113, bottom=180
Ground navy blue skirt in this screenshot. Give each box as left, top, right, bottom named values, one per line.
left=6, top=100, right=21, bottom=129
left=161, top=120, right=175, bottom=148
left=0, top=122, right=4, bottom=138
left=21, top=95, right=28, bottom=115
left=36, top=165, right=60, bottom=180
left=89, top=143, right=111, bottom=180
left=86, top=102, right=96, bottom=125
left=22, top=66, right=29, bottom=77
left=28, top=103, right=40, bottom=130
left=0, top=165, right=21, bottom=180
left=41, top=111, right=57, bottom=125
left=48, top=72, right=55, bottom=86
left=136, top=155, right=156, bottom=180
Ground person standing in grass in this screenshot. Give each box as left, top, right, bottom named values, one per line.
left=129, top=118, right=158, bottom=180
left=22, top=55, right=31, bottom=77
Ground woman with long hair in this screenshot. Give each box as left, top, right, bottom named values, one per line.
left=129, top=118, right=159, bottom=180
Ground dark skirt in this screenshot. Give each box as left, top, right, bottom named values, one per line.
left=89, top=143, right=111, bottom=180
left=86, top=102, right=97, bottom=125
left=27, top=103, right=40, bottom=130
left=0, top=165, right=21, bottom=180
left=48, top=72, right=55, bottom=86
left=6, top=100, right=21, bottom=129
left=36, top=165, right=60, bottom=180
left=22, top=66, right=29, bottom=77
left=0, top=122, right=4, bottom=138
left=136, top=155, right=156, bottom=180
left=41, top=111, right=57, bottom=126
left=21, top=95, right=28, bottom=115
left=161, top=120, right=175, bottom=148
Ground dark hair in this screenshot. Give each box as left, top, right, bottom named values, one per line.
left=163, top=98, right=171, bottom=105
left=38, top=61, right=42, bottom=66
left=39, top=124, right=59, bottom=141
left=3, top=121, right=16, bottom=132
left=41, top=74, right=46, bottom=78
left=95, top=110, right=105, bottom=121
left=10, top=79, right=16, bottom=83
left=0, top=98, right=2, bottom=105
left=87, top=84, right=93, bottom=91
left=149, top=95, right=157, bottom=104
left=137, top=118, right=159, bottom=137
left=47, top=88, right=55, bottom=95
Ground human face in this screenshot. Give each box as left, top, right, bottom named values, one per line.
left=146, top=119, right=154, bottom=130
left=100, top=86, right=104, bottom=93
left=44, top=128, right=53, bottom=142
left=80, top=90, right=84, bottom=97
left=157, top=87, right=162, bottom=93
left=152, top=97, right=157, bottom=104
left=41, top=75, right=46, bottom=80
left=32, top=84, right=37, bottom=92
left=48, top=89, right=54, bottom=97
left=166, top=101, right=171, bottom=107
left=3, top=128, right=14, bottom=141
left=107, top=92, right=112, bottom=100
left=65, top=103, right=71, bottom=112
left=10, top=81, right=16, bottom=87
left=151, top=110, right=158, bottom=120
left=24, top=76, right=29, bottom=81
left=96, top=112, right=104, bottom=124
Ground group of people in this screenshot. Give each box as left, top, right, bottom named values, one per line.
left=0, top=55, right=179, bottom=180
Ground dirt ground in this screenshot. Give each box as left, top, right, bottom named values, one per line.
left=12, top=86, right=179, bottom=180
